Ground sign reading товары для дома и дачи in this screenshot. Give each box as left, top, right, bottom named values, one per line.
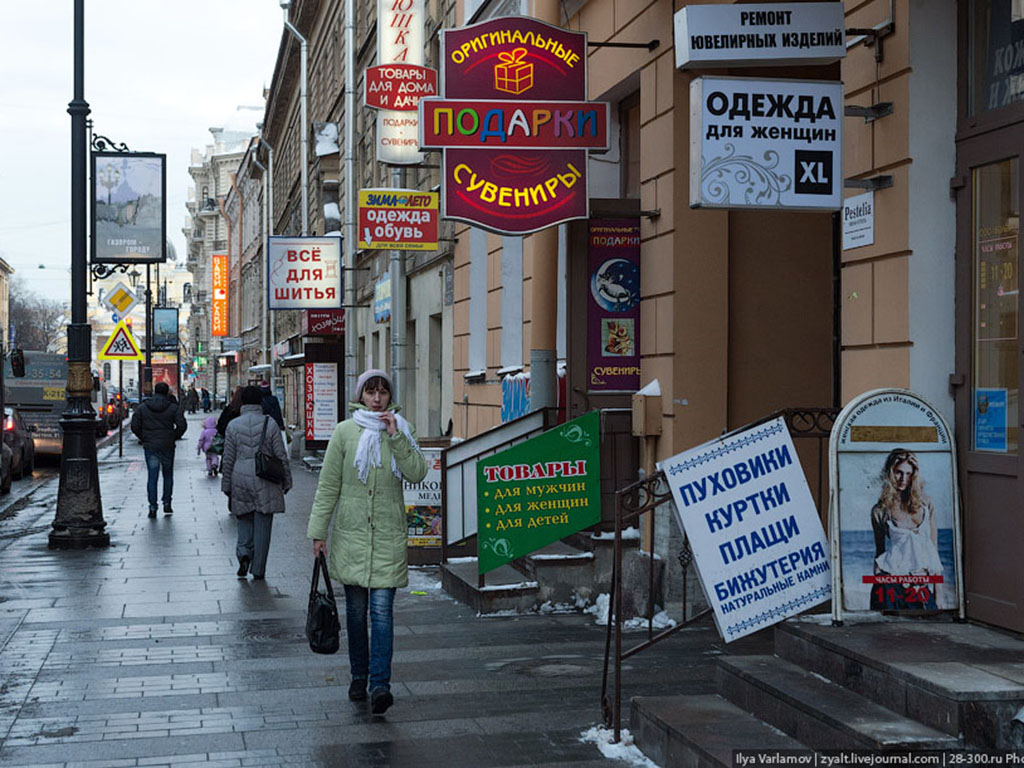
left=659, top=418, right=832, bottom=642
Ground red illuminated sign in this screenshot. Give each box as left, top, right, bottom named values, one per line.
left=211, top=253, right=228, bottom=337
left=365, top=64, right=438, bottom=111
left=419, top=100, right=609, bottom=149
left=420, top=16, right=604, bottom=235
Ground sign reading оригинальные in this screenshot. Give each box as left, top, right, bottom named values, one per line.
left=659, top=417, right=832, bottom=642
left=476, top=411, right=600, bottom=575
left=418, top=17, right=609, bottom=235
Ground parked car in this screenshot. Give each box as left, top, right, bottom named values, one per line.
left=103, top=399, right=122, bottom=431
left=0, top=442, right=11, bottom=494
left=4, top=407, right=36, bottom=480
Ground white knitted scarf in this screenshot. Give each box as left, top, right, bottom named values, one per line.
left=351, top=408, right=419, bottom=484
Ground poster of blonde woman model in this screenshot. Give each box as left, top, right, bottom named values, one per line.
left=838, top=447, right=957, bottom=611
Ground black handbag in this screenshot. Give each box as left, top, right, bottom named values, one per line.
left=306, top=551, right=340, bottom=654
left=255, top=416, right=287, bottom=485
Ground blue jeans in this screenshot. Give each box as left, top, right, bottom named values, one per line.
left=144, top=448, right=174, bottom=508
left=343, top=585, right=396, bottom=692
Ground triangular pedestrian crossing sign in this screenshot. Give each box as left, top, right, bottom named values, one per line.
left=98, top=320, right=144, bottom=361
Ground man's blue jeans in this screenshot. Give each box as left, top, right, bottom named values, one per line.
left=343, top=585, right=396, bottom=693
left=144, top=448, right=174, bottom=509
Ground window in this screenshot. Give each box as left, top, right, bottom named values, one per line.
left=500, top=236, right=523, bottom=373
left=467, top=228, right=487, bottom=378
left=969, top=0, right=1024, bottom=115
left=972, top=158, right=1020, bottom=452
left=620, top=94, right=641, bottom=198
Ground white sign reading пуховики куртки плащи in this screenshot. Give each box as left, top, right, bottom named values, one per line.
left=658, top=417, right=832, bottom=642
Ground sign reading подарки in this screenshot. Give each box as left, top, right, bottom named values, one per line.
left=659, top=417, right=831, bottom=642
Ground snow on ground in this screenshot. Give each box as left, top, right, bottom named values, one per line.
left=584, top=593, right=678, bottom=631
left=580, top=726, right=660, bottom=768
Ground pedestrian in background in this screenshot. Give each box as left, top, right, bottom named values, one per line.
left=201, top=388, right=211, bottom=413
left=260, top=380, right=284, bottom=429
left=197, top=415, right=220, bottom=477
left=130, top=381, right=187, bottom=518
left=221, top=385, right=292, bottom=580
left=217, top=387, right=243, bottom=436
left=307, top=369, right=426, bottom=715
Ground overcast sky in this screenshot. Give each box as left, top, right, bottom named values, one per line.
left=0, top=1, right=284, bottom=301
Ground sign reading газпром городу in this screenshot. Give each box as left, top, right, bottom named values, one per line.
left=659, top=417, right=832, bottom=642
left=674, top=2, right=845, bottom=69
left=691, top=76, right=843, bottom=211
left=476, top=411, right=601, bottom=575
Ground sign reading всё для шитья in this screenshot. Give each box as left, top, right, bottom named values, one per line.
left=476, top=411, right=600, bottom=574
left=418, top=17, right=609, bottom=235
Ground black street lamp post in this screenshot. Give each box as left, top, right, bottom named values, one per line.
left=51, top=0, right=108, bottom=549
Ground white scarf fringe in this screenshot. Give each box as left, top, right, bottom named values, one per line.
left=351, top=408, right=419, bottom=484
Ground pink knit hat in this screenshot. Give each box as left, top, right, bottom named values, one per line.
left=354, top=369, right=394, bottom=401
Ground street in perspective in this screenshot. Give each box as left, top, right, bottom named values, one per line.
left=3, top=0, right=1024, bottom=766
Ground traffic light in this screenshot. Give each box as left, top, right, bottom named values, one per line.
left=9, top=349, right=25, bottom=377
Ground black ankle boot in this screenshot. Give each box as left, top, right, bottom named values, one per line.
left=348, top=679, right=367, bottom=701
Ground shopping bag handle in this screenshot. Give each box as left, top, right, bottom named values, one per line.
left=310, top=551, right=335, bottom=601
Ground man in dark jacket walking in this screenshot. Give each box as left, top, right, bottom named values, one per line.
left=260, top=380, right=284, bottom=430
left=131, top=381, right=187, bottom=518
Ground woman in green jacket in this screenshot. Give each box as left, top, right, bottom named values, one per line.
left=307, top=369, right=426, bottom=715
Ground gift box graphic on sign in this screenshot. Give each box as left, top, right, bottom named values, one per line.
left=494, top=48, right=533, bottom=95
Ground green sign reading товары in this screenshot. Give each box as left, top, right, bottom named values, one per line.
left=476, top=411, right=601, bottom=575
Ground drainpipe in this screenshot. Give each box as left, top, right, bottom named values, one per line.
left=281, top=1, right=308, bottom=236
left=251, top=149, right=270, bottom=366
left=344, top=0, right=357, bottom=401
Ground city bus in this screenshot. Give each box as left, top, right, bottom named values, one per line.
left=3, top=352, right=109, bottom=454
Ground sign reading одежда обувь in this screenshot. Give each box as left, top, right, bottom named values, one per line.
left=690, top=76, right=843, bottom=211
left=476, top=411, right=600, bottom=575
left=659, top=417, right=832, bottom=642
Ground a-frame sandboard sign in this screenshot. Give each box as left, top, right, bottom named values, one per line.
left=98, top=320, right=144, bottom=361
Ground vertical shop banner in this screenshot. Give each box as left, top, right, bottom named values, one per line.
left=659, top=418, right=832, bottom=642
left=358, top=188, right=439, bottom=250
left=830, top=389, right=963, bottom=616
left=406, top=448, right=442, bottom=547
left=211, top=253, right=228, bottom=337
left=267, top=236, right=343, bottom=310
left=587, top=220, right=641, bottom=391
left=690, top=76, right=843, bottom=210
left=376, top=0, right=427, bottom=164
left=91, top=152, right=167, bottom=264
left=304, top=362, right=339, bottom=442
left=476, top=411, right=600, bottom=575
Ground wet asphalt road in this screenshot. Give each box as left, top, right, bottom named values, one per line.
left=0, top=411, right=747, bottom=767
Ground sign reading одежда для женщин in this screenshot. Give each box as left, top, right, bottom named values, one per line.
left=476, top=411, right=601, bottom=575
left=690, top=76, right=843, bottom=211
left=659, top=417, right=832, bottom=642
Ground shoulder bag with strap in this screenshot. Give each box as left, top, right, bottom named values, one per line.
left=255, top=416, right=287, bottom=485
